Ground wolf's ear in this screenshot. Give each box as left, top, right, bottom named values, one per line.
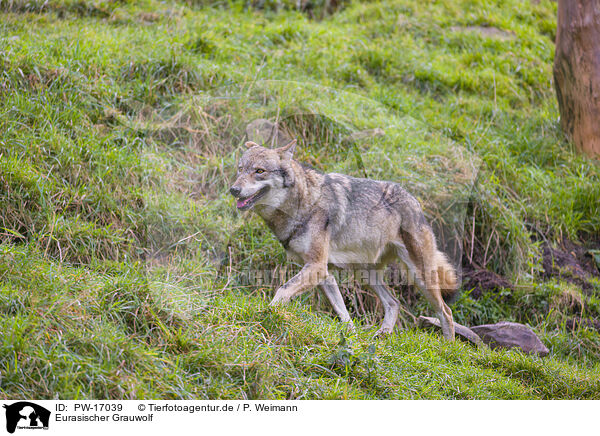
left=245, top=141, right=259, bottom=148
left=277, top=139, right=297, bottom=160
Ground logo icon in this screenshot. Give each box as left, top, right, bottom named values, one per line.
left=2, top=402, right=50, bottom=434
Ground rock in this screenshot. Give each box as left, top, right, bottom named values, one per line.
left=245, top=119, right=292, bottom=148
left=470, top=322, right=549, bottom=357
left=417, top=316, right=483, bottom=346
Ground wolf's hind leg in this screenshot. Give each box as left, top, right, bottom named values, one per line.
left=418, top=242, right=455, bottom=341
left=419, top=281, right=455, bottom=341
left=319, top=275, right=355, bottom=331
left=366, top=271, right=400, bottom=336
left=396, top=233, right=455, bottom=341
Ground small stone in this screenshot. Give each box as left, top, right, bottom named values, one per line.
left=470, top=322, right=549, bottom=357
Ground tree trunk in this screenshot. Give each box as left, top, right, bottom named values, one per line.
left=553, top=0, right=600, bottom=158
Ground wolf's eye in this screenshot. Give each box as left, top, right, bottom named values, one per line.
left=255, top=169, right=265, bottom=174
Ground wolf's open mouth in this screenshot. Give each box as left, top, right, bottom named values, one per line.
left=236, top=186, right=270, bottom=210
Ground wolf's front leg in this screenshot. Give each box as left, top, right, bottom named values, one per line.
left=270, top=213, right=330, bottom=306
left=269, top=262, right=328, bottom=305
left=319, top=274, right=355, bottom=331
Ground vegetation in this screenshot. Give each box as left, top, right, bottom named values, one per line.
left=0, top=0, right=599, bottom=399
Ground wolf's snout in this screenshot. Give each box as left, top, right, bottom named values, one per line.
left=229, top=186, right=241, bottom=197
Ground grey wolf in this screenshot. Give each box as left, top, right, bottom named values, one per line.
left=229, top=140, right=458, bottom=340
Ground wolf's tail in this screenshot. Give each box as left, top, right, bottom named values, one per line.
left=434, top=250, right=459, bottom=302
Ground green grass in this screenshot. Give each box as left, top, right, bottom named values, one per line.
left=1, top=0, right=599, bottom=399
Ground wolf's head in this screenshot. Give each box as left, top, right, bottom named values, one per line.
left=229, top=140, right=297, bottom=211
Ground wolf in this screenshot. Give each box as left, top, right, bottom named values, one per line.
left=229, top=140, right=458, bottom=340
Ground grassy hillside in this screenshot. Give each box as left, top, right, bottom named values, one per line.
left=1, top=0, right=599, bottom=399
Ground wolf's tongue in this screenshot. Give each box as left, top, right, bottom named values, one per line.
left=237, top=198, right=248, bottom=208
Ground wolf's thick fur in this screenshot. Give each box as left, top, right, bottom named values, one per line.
left=230, top=140, right=458, bottom=339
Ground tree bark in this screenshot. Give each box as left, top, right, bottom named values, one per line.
left=553, top=0, right=600, bottom=158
